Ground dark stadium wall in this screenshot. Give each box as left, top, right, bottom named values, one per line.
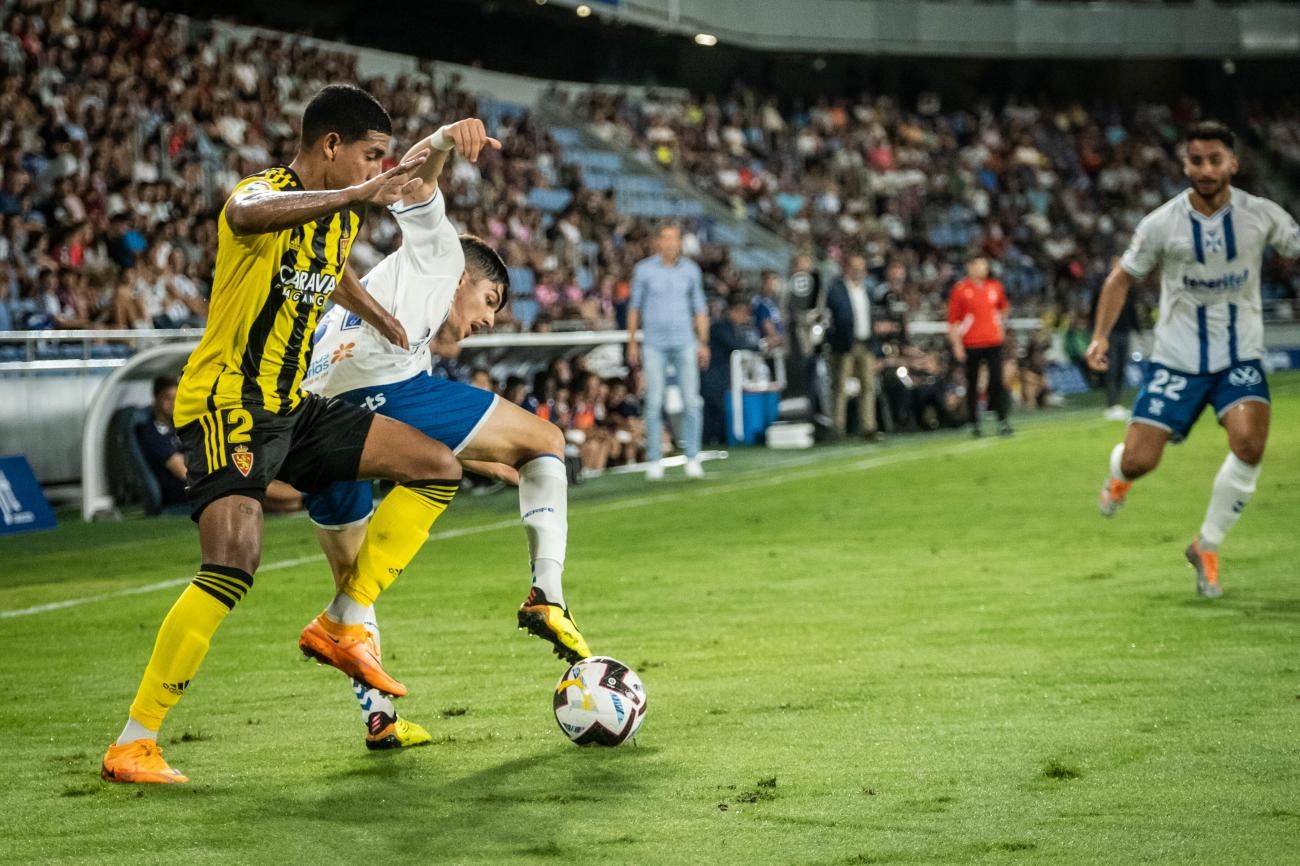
left=146, top=0, right=1296, bottom=114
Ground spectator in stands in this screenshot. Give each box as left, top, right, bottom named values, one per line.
left=627, top=221, right=708, bottom=480
left=136, top=376, right=302, bottom=514
left=827, top=254, right=882, bottom=440
left=603, top=377, right=645, bottom=465
left=571, top=373, right=614, bottom=471
left=504, top=375, right=540, bottom=413
left=947, top=257, right=1013, bottom=437
left=873, top=261, right=912, bottom=357
left=135, top=376, right=188, bottom=510
left=0, top=263, right=14, bottom=331
left=1090, top=255, right=1140, bottom=421
left=1015, top=334, right=1053, bottom=411
left=703, top=294, right=762, bottom=446
left=752, top=271, right=785, bottom=349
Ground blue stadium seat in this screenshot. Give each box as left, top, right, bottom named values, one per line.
left=549, top=127, right=582, bottom=147
left=511, top=298, right=541, bottom=330
left=526, top=188, right=574, bottom=213
left=507, top=266, right=536, bottom=299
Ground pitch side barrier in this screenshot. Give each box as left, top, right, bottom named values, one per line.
left=64, top=322, right=1049, bottom=521
left=76, top=331, right=630, bottom=521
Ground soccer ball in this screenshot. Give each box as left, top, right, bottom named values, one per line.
left=553, top=656, right=647, bottom=746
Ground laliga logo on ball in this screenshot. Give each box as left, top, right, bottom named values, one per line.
left=552, top=656, right=647, bottom=746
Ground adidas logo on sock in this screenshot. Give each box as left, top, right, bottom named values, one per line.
left=161, top=680, right=190, bottom=696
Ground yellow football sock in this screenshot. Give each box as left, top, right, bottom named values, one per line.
left=127, top=565, right=253, bottom=731
left=341, top=479, right=458, bottom=607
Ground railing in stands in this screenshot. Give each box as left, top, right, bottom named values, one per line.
left=0, top=319, right=1059, bottom=373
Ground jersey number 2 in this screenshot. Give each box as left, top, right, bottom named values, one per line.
left=1148, top=370, right=1187, bottom=401
left=225, top=409, right=254, bottom=443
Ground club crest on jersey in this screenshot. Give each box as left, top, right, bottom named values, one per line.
left=1228, top=366, right=1263, bottom=388
left=1203, top=228, right=1225, bottom=254
left=231, top=445, right=254, bottom=478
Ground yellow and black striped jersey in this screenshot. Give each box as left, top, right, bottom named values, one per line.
left=175, top=166, right=362, bottom=426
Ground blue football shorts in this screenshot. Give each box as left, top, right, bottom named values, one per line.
left=304, top=373, right=499, bottom=528
left=1130, top=359, right=1269, bottom=443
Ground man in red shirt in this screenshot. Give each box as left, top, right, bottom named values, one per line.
left=947, top=257, right=1013, bottom=437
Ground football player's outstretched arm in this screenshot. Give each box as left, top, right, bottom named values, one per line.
left=332, top=265, right=410, bottom=351
left=398, top=118, right=502, bottom=207
left=1085, top=263, right=1133, bottom=372
left=225, top=151, right=430, bottom=237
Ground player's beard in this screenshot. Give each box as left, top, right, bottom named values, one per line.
left=1193, top=177, right=1226, bottom=202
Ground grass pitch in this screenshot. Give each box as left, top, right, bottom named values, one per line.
left=2, top=377, right=1299, bottom=865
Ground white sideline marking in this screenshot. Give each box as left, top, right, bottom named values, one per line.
left=0, top=438, right=998, bottom=620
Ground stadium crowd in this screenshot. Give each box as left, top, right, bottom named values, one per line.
left=565, top=86, right=1299, bottom=325
left=4, top=0, right=1297, bottom=453
left=0, top=0, right=678, bottom=335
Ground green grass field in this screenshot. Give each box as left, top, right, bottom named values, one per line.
left=3, top=379, right=1299, bottom=865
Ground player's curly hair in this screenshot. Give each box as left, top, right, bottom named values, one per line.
left=300, top=84, right=391, bottom=145
left=459, top=234, right=510, bottom=311
left=1185, top=121, right=1235, bottom=151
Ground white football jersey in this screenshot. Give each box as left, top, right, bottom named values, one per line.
left=303, top=188, right=463, bottom=397
left=1121, top=186, right=1300, bottom=374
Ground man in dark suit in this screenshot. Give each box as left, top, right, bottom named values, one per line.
left=826, top=254, right=881, bottom=439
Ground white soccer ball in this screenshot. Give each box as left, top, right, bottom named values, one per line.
left=552, top=656, right=648, bottom=746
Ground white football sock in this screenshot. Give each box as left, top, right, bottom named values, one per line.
left=520, top=454, right=568, bottom=608
left=116, top=717, right=157, bottom=745
left=1109, top=443, right=1131, bottom=482
left=352, top=605, right=395, bottom=725
left=1198, top=453, right=1260, bottom=551
left=326, top=591, right=369, bottom=626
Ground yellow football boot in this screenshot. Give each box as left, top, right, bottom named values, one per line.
left=517, top=588, right=592, bottom=664
left=365, top=713, right=433, bottom=751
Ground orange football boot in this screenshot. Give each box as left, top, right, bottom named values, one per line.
left=1186, top=539, right=1223, bottom=599
left=1098, top=478, right=1132, bottom=518
left=299, top=614, right=408, bottom=697
left=101, top=739, right=189, bottom=784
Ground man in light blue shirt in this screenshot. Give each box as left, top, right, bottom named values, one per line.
left=627, top=221, right=709, bottom=480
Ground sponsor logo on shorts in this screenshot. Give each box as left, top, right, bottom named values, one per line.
left=1228, top=365, right=1263, bottom=388
left=1147, top=398, right=1165, bottom=417
left=231, top=445, right=254, bottom=478
left=331, top=342, right=356, bottom=364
